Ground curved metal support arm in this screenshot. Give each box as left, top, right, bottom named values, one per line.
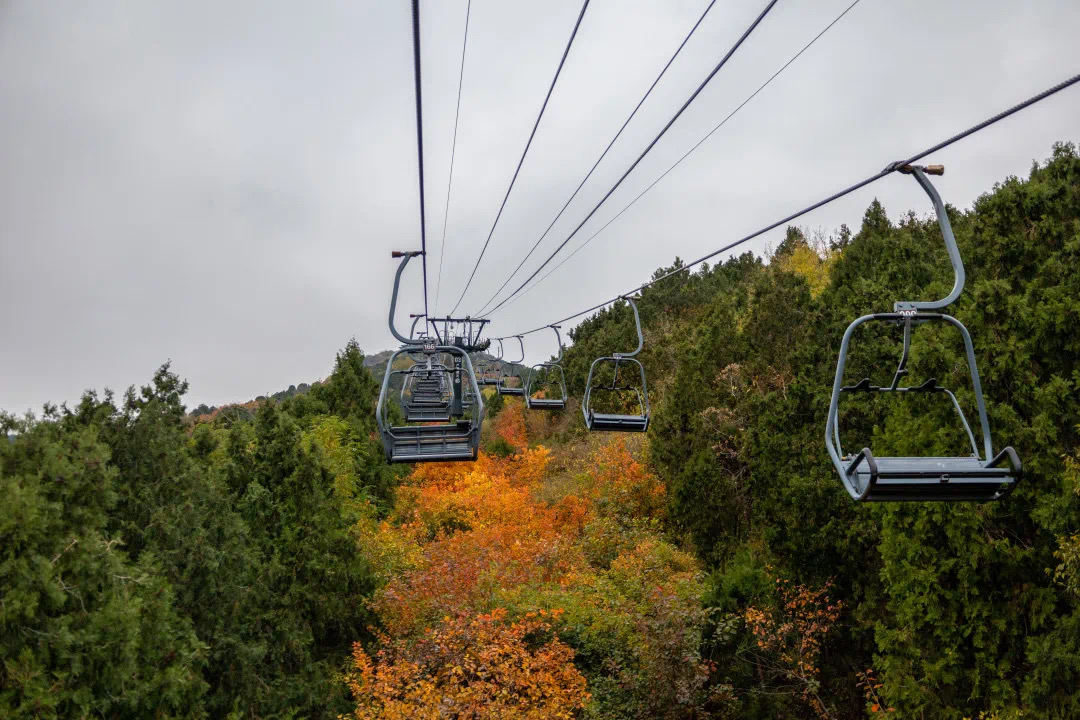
left=614, top=297, right=644, bottom=359
left=506, top=335, right=525, bottom=364
left=388, top=251, right=423, bottom=345
left=894, top=166, right=966, bottom=312
left=549, top=325, right=564, bottom=362
left=495, top=339, right=505, bottom=362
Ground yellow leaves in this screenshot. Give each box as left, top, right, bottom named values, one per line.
left=773, top=239, right=835, bottom=298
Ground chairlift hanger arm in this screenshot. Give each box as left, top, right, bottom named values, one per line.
left=389, top=251, right=424, bottom=345
left=549, top=325, right=564, bottom=363
left=614, top=296, right=644, bottom=359
left=892, top=164, right=965, bottom=313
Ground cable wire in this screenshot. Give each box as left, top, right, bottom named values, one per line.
left=492, top=71, right=1080, bottom=340
left=498, top=0, right=863, bottom=314
left=448, top=0, right=591, bottom=315
left=410, top=0, right=430, bottom=318
left=479, top=0, right=780, bottom=319
left=472, top=0, right=720, bottom=317
left=433, top=0, right=472, bottom=316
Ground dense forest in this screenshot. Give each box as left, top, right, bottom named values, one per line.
left=2, top=142, right=1078, bottom=718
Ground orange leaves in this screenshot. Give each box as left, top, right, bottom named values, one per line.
left=513, top=446, right=551, bottom=488
left=743, top=568, right=842, bottom=719
left=493, top=400, right=528, bottom=452
left=343, top=609, right=589, bottom=720
left=371, top=433, right=576, bottom=638
left=586, top=439, right=666, bottom=522
left=856, top=668, right=896, bottom=715
left=347, top=403, right=716, bottom=717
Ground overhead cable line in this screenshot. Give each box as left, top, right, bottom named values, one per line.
left=491, top=72, right=1080, bottom=340
left=497, top=0, right=863, bottom=314
left=479, top=0, right=780, bottom=320
left=447, top=0, right=592, bottom=315
left=433, top=0, right=472, bottom=316
left=472, top=0, right=720, bottom=317
left=410, top=0, right=430, bottom=318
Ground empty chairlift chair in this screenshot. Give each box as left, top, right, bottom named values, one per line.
left=824, top=164, right=1021, bottom=501
left=525, top=326, right=568, bottom=411
left=477, top=341, right=504, bottom=387
left=583, top=297, right=650, bottom=432
left=497, top=336, right=527, bottom=397
left=376, top=251, right=484, bottom=463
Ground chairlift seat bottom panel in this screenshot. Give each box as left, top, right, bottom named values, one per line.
left=498, top=387, right=525, bottom=396
left=850, top=455, right=1016, bottom=502
left=389, top=440, right=475, bottom=463
left=406, top=410, right=452, bottom=422
left=386, top=421, right=478, bottom=463
left=528, top=399, right=565, bottom=410
left=587, top=412, right=648, bottom=432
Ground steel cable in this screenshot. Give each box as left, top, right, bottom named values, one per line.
left=479, top=0, right=781, bottom=319
left=492, top=71, right=1080, bottom=340
left=448, top=0, right=592, bottom=315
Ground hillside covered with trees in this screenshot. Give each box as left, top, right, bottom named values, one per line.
left=2, top=143, right=1079, bottom=718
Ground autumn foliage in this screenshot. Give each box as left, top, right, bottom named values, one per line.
left=343, top=400, right=718, bottom=717
left=743, top=568, right=842, bottom=718
left=343, top=609, right=588, bottom=720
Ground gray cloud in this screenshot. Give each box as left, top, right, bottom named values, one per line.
left=2, top=0, right=1078, bottom=412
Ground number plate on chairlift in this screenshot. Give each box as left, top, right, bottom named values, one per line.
left=423, top=337, right=437, bottom=354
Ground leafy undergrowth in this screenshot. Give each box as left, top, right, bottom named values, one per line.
left=342, top=400, right=730, bottom=718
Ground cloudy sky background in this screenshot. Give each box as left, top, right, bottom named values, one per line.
left=2, top=0, right=1078, bottom=413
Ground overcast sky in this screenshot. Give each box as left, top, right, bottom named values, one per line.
left=2, top=0, right=1078, bottom=413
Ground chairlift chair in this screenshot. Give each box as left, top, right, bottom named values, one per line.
left=583, top=297, right=650, bottom=432
left=497, top=335, right=527, bottom=397
left=376, top=252, right=485, bottom=463
left=477, top=340, right=504, bottom=386
left=824, top=165, right=1021, bottom=501
left=525, top=326, right=568, bottom=411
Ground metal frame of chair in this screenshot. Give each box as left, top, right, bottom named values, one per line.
left=377, top=252, right=485, bottom=463
left=824, top=165, right=1021, bottom=501
left=583, top=297, right=650, bottom=432
left=525, top=325, right=568, bottom=411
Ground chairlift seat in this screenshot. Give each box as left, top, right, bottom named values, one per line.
left=387, top=421, right=477, bottom=463
left=585, top=411, right=648, bottom=433
left=843, top=448, right=1020, bottom=502
left=527, top=397, right=565, bottom=411
left=405, top=406, right=452, bottom=422
left=524, top=326, right=568, bottom=412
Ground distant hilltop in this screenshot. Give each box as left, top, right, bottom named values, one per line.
left=188, top=347, right=505, bottom=421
